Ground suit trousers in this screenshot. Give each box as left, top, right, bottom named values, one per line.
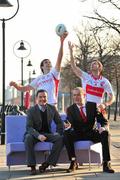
left=63, top=129, right=111, bottom=162
left=24, top=133, right=64, bottom=166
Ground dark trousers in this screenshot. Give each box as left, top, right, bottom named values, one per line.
left=86, top=101, right=108, bottom=126
left=24, top=133, right=64, bottom=166
left=63, top=129, right=111, bottom=162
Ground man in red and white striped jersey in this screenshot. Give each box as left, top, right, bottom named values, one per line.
left=10, top=32, right=68, bottom=106
left=68, top=41, right=115, bottom=121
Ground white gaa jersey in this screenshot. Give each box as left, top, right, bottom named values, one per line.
left=81, top=71, right=114, bottom=104
left=30, top=68, right=60, bottom=104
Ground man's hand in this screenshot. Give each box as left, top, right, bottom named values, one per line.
left=60, top=31, right=68, bottom=43
left=97, top=103, right=106, bottom=111
left=9, top=81, right=17, bottom=87
left=64, top=121, right=71, bottom=130
left=68, top=41, right=74, bottom=51
left=38, top=134, right=47, bottom=142
left=98, top=127, right=106, bottom=134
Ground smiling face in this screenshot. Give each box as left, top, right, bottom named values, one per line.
left=40, top=59, right=52, bottom=74
left=36, top=91, right=48, bottom=106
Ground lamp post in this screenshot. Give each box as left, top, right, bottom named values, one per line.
left=27, top=59, right=33, bottom=83
left=32, top=69, right=36, bottom=105
left=0, top=0, right=19, bottom=145
left=13, top=40, right=31, bottom=108
left=25, top=60, right=33, bottom=108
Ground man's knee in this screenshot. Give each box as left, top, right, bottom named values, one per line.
left=54, top=134, right=64, bottom=146
left=101, top=130, right=110, bottom=138
left=24, top=134, right=34, bottom=145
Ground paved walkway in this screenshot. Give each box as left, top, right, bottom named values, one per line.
left=0, top=116, right=120, bottom=180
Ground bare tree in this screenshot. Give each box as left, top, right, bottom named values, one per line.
left=80, top=0, right=120, bottom=34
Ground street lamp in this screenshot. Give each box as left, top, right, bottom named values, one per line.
left=0, top=0, right=19, bottom=145
left=32, top=69, right=36, bottom=75
left=13, top=40, right=31, bottom=108
left=27, top=59, right=33, bottom=83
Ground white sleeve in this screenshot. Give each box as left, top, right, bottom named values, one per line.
left=80, top=71, right=90, bottom=90
left=51, top=67, right=60, bottom=80
left=80, top=70, right=90, bottom=81
left=104, top=78, right=114, bottom=96
left=29, top=76, right=40, bottom=89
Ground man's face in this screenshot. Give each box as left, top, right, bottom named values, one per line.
left=42, top=59, right=52, bottom=73
left=36, top=92, right=48, bottom=106
left=90, top=60, right=101, bottom=72
left=72, top=89, right=85, bottom=105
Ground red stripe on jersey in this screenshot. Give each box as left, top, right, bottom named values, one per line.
left=86, top=84, right=104, bottom=97
left=52, top=74, right=59, bottom=97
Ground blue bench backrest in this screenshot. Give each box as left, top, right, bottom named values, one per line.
left=5, top=113, right=67, bottom=144
left=5, top=115, right=27, bottom=144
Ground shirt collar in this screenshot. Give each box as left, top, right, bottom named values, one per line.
left=76, top=104, right=85, bottom=109
left=38, top=104, right=46, bottom=112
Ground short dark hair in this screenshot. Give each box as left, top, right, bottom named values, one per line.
left=40, top=59, right=50, bottom=73
left=36, top=89, right=48, bottom=97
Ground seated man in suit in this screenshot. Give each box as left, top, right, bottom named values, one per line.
left=24, top=89, right=64, bottom=175
left=63, top=87, right=114, bottom=173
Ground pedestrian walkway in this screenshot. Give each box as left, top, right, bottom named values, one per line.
left=0, top=116, right=120, bottom=180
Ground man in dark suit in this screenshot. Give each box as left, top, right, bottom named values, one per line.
left=24, top=89, right=63, bottom=175
left=64, top=87, right=114, bottom=173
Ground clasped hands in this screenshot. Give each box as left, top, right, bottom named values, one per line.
left=64, top=121, right=71, bottom=130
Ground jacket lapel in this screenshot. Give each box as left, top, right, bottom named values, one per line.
left=46, top=104, right=53, bottom=125
left=73, top=104, right=83, bottom=122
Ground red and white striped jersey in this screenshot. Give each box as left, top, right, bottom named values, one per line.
left=81, top=71, right=114, bottom=104
left=30, top=68, right=60, bottom=105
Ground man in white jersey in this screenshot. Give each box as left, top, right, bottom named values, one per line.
left=68, top=42, right=115, bottom=134
left=68, top=41, right=115, bottom=121
left=10, top=32, right=68, bottom=105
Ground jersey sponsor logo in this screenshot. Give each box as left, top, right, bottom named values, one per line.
left=86, top=84, right=104, bottom=97
left=36, top=78, right=53, bottom=88
left=100, top=81, right=105, bottom=87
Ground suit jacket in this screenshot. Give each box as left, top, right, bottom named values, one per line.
left=67, top=103, right=108, bottom=133
left=25, top=104, right=63, bottom=139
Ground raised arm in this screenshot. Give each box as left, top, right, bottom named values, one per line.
left=68, top=41, right=82, bottom=78
left=55, top=32, right=68, bottom=71
left=9, top=81, right=34, bottom=92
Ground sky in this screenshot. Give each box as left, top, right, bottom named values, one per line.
left=0, top=0, right=117, bottom=102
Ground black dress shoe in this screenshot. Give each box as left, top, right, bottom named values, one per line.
left=39, top=162, right=49, bottom=173
left=30, top=166, right=37, bottom=175
left=103, top=162, right=115, bottom=173
left=66, top=161, right=78, bottom=173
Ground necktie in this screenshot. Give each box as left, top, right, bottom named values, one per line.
left=79, top=107, right=87, bottom=123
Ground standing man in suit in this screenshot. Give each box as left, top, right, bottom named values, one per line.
left=64, top=87, right=114, bottom=173
left=24, top=89, right=64, bottom=175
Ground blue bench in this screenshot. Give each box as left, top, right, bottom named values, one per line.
left=5, top=115, right=102, bottom=170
